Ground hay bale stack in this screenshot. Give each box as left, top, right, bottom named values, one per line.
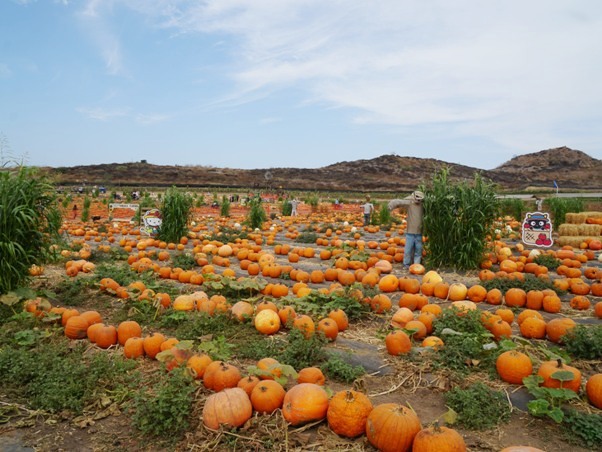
left=565, top=211, right=602, bottom=224
left=577, top=224, right=602, bottom=236
left=556, top=236, right=589, bottom=248
left=558, top=224, right=581, bottom=236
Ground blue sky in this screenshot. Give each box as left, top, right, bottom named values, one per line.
left=1, top=0, right=601, bottom=170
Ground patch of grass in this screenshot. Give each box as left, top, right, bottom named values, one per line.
left=170, top=312, right=248, bottom=340
left=0, top=337, right=138, bottom=414
left=432, top=308, right=500, bottom=374
left=481, top=274, right=561, bottom=295
left=563, top=408, right=602, bottom=449
left=277, top=328, right=327, bottom=369
left=53, top=276, right=97, bottom=306
left=132, top=367, right=195, bottom=439
left=321, top=352, right=366, bottom=383
left=295, top=231, right=319, bottom=243
left=171, top=253, right=196, bottom=271
left=534, top=254, right=561, bottom=270
left=445, top=382, right=511, bottom=430
left=563, top=325, right=602, bottom=360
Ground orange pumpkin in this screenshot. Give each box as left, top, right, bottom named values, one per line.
left=327, top=390, right=373, bottom=438
left=412, top=423, right=466, bottom=452
left=123, top=337, right=145, bottom=359
left=385, top=330, right=412, bottom=356
left=203, top=361, right=242, bottom=392
left=586, top=373, right=602, bottom=409
left=117, top=320, right=142, bottom=346
left=250, top=380, right=286, bottom=414
left=282, top=383, right=329, bottom=426
left=297, top=367, right=326, bottom=385
left=366, top=403, right=421, bottom=452
left=537, top=359, right=582, bottom=393
left=202, top=387, right=252, bottom=430
left=496, top=350, right=533, bottom=385
left=143, top=332, right=166, bottom=359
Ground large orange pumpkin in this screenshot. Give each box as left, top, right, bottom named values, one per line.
left=117, top=320, right=142, bottom=346
left=366, top=403, right=421, bottom=452
left=537, top=359, right=582, bottom=393
left=282, top=383, right=329, bottom=426
left=586, top=373, right=602, bottom=409
left=496, top=350, right=533, bottom=385
left=250, top=380, right=286, bottom=414
left=327, top=390, right=373, bottom=438
left=412, top=423, right=466, bottom=452
left=202, top=387, right=252, bottom=430
left=203, top=361, right=242, bottom=392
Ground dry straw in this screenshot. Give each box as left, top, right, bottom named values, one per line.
left=565, top=211, right=602, bottom=224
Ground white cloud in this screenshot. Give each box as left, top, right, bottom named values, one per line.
left=78, top=1, right=602, bottom=160
left=76, top=106, right=129, bottom=121
left=259, top=117, right=281, bottom=125
left=78, top=0, right=126, bottom=76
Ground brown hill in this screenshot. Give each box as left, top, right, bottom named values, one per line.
left=45, top=147, right=601, bottom=192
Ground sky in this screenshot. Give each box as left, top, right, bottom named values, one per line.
left=1, top=0, right=601, bottom=170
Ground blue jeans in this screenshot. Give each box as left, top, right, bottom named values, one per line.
left=404, top=233, right=423, bottom=266
left=364, top=214, right=371, bottom=226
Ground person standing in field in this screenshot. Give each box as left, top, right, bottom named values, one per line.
left=361, top=196, right=374, bottom=226
left=290, top=198, right=300, bottom=216
left=389, top=190, right=425, bottom=267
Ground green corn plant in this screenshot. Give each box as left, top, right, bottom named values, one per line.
left=157, top=186, right=192, bottom=244
left=422, top=167, right=498, bottom=271
left=499, top=198, right=524, bottom=221
left=220, top=195, right=231, bottom=217
left=0, top=167, right=60, bottom=294
left=245, top=195, right=267, bottom=230
left=378, top=201, right=392, bottom=226
left=545, top=197, right=584, bottom=224
left=81, top=196, right=91, bottom=222
left=281, top=199, right=292, bottom=216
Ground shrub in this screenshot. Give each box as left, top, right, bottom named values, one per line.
left=133, top=367, right=195, bottom=438
left=545, top=197, right=584, bottom=224
left=445, top=382, right=511, bottom=430
left=220, top=195, right=231, bottom=217
left=563, top=325, right=602, bottom=360
left=81, top=196, right=91, bottom=222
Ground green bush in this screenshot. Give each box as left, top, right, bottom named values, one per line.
left=81, top=196, right=91, bottom=222
left=445, top=382, right=511, bottom=430
left=0, top=167, right=60, bottom=294
left=157, top=186, right=192, bottom=243
left=0, top=338, right=137, bottom=414
left=422, top=168, right=498, bottom=270
left=281, top=199, right=292, bottom=216
left=499, top=198, right=524, bottom=221
left=133, top=367, right=195, bottom=438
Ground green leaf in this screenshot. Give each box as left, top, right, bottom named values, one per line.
left=528, top=399, right=551, bottom=417
left=0, top=292, right=20, bottom=306
left=548, top=407, right=565, bottom=423
left=442, top=406, right=458, bottom=425
left=551, top=370, right=575, bottom=382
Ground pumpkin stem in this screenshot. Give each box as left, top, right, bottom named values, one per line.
left=345, top=390, right=356, bottom=402
left=433, top=420, right=441, bottom=433
left=556, top=358, right=563, bottom=368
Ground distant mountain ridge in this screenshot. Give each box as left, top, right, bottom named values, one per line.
left=44, top=147, right=601, bottom=192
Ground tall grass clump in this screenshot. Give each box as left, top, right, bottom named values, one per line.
left=378, top=201, right=392, bottom=226
left=0, top=167, right=60, bottom=294
left=81, top=196, right=91, bottom=222
left=220, top=195, right=230, bottom=217
left=281, top=199, right=292, bottom=216
left=499, top=198, right=524, bottom=221
left=246, top=195, right=267, bottom=229
left=422, top=168, right=498, bottom=271
left=157, top=186, right=192, bottom=244
left=545, top=197, right=584, bottom=224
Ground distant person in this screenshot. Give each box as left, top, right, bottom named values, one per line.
left=535, top=197, right=543, bottom=211
left=389, top=190, right=425, bottom=267
left=290, top=198, right=300, bottom=216
left=72, top=204, right=78, bottom=219
left=361, top=196, right=374, bottom=226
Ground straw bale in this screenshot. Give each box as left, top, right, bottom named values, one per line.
left=557, top=224, right=581, bottom=236
left=577, top=224, right=602, bottom=236
left=566, top=211, right=602, bottom=224
left=565, top=213, right=588, bottom=224
left=557, top=236, right=595, bottom=247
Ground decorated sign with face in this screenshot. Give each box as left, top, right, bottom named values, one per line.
left=522, top=212, right=553, bottom=247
